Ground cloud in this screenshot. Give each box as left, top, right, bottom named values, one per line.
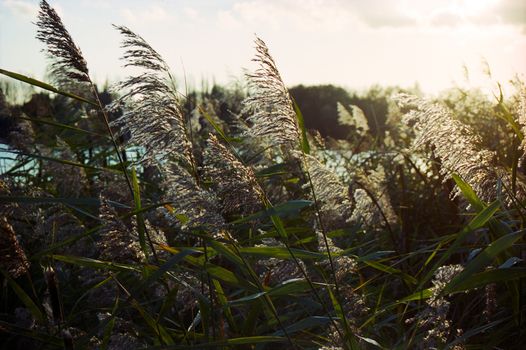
left=216, top=0, right=354, bottom=32
left=493, top=0, right=526, bottom=25
left=341, top=0, right=417, bottom=28
left=2, top=0, right=38, bottom=18
left=217, top=0, right=525, bottom=31
left=429, top=11, right=465, bottom=27
left=120, top=5, right=172, bottom=24
left=217, top=9, right=242, bottom=30
left=80, top=0, right=111, bottom=10
left=183, top=7, right=199, bottom=21
left=347, top=0, right=526, bottom=29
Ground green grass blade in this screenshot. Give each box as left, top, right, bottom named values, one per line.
left=444, top=230, right=525, bottom=294
left=211, top=279, right=237, bottom=333
left=131, top=168, right=147, bottom=257
left=50, top=255, right=139, bottom=272
left=418, top=200, right=500, bottom=289
left=397, top=288, right=433, bottom=303
left=0, top=68, right=97, bottom=106
left=0, top=268, right=45, bottom=324
left=231, top=200, right=312, bottom=224
left=238, top=246, right=325, bottom=260
left=363, top=260, right=417, bottom=285
left=154, top=336, right=289, bottom=349
left=292, top=97, right=310, bottom=154
left=3, top=149, right=120, bottom=173
left=16, top=115, right=107, bottom=138
left=448, top=268, right=526, bottom=293
left=452, top=173, right=485, bottom=211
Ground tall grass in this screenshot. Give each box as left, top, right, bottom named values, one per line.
left=0, top=1, right=525, bottom=349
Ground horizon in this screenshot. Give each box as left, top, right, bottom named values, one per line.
left=1, top=0, right=525, bottom=96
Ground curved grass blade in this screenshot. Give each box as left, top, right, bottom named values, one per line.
left=16, top=115, right=107, bottom=138
left=0, top=268, right=45, bottom=324
left=0, top=320, right=61, bottom=346
left=443, top=230, right=525, bottom=294
left=452, top=173, right=485, bottom=211
left=155, top=336, right=290, bottom=349
left=3, top=149, right=120, bottom=173
left=50, top=255, right=139, bottom=272
left=448, top=268, right=526, bottom=293
left=238, top=246, right=325, bottom=260
left=363, top=260, right=417, bottom=285
left=231, top=200, right=312, bottom=224
left=0, top=68, right=97, bottom=106
left=418, top=200, right=500, bottom=289
left=0, top=196, right=128, bottom=208
left=292, top=97, right=310, bottom=154
left=32, top=202, right=170, bottom=259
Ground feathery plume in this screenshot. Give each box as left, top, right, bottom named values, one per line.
left=43, top=138, right=88, bottom=198
left=315, top=230, right=368, bottom=350
left=349, top=189, right=376, bottom=227
left=255, top=239, right=307, bottom=286
left=303, top=154, right=353, bottom=230
left=407, top=264, right=465, bottom=349
left=396, top=93, right=526, bottom=204
left=0, top=217, right=30, bottom=278
left=337, top=102, right=369, bottom=136
left=351, top=166, right=397, bottom=231
left=203, top=134, right=264, bottom=216
left=97, top=197, right=145, bottom=264
left=315, top=230, right=358, bottom=283
left=111, top=25, right=192, bottom=165
left=242, top=36, right=300, bottom=146
left=0, top=179, right=13, bottom=218
left=7, top=114, right=36, bottom=154
left=256, top=256, right=306, bottom=286
left=160, top=164, right=228, bottom=240
left=34, top=204, right=95, bottom=257
left=35, top=1, right=89, bottom=85
left=96, top=313, right=144, bottom=349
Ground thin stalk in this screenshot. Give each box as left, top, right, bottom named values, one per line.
left=354, top=179, right=397, bottom=247
left=89, top=82, right=160, bottom=265
left=223, top=233, right=297, bottom=349
left=300, top=154, right=356, bottom=350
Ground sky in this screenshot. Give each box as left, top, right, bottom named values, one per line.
left=0, top=0, right=525, bottom=94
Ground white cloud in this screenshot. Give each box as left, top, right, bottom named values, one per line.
left=218, top=0, right=525, bottom=30
left=80, top=0, right=111, bottom=10
left=2, top=0, right=38, bottom=18
left=216, top=0, right=355, bottom=32
left=216, top=10, right=242, bottom=30
left=183, top=7, right=199, bottom=21
left=120, top=5, right=172, bottom=24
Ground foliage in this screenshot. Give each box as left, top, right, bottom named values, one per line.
left=0, top=2, right=525, bottom=349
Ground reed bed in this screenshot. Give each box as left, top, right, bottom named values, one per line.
left=0, top=1, right=525, bottom=349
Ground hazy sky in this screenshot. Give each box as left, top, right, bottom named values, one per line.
left=0, top=0, right=525, bottom=94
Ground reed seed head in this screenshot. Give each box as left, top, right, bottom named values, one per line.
left=0, top=217, right=30, bottom=278
left=97, top=197, right=145, bottom=264
left=36, top=1, right=90, bottom=85
left=203, top=133, right=264, bottom=216
left=303, top=153, right=353, bottom=230
left=242, top=36, right=300, bottom=147
left=396, top=93, right=526, bottom=205
left=160, top=163, right=228, bottom=240
left=110, top=25, right=192, bottom=166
